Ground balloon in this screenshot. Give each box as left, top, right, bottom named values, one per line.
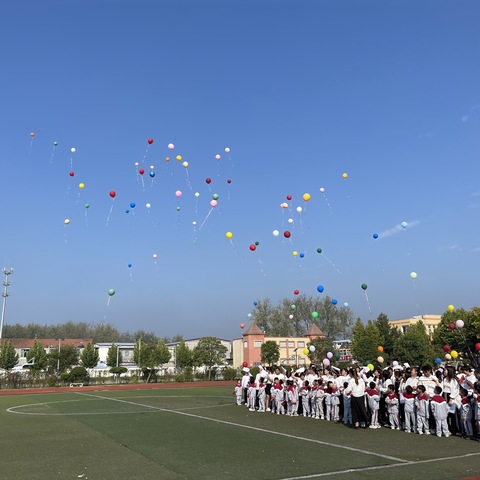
left=448, top=323, right=455, bottom=330
left=286, top=195, right=292, bottom=200
left=128, top=264, right=132, bottom=268
left=443, top=345, right=451, bottom=352
left=367, top=364, right=374, bottom=371
left=247, top=313, right=252, bottom=318
left=361, top=283, right=368, bottom=290
left=175, top=190, right=182, bottom=198
left=296, top=206, right=303, bottom=213
left=410, top=272, right=417, bottom=279
left=152, top=253, right=158, bottom=260
left=272, top=230, right=279, bottom=237
left=130, top=202, right=135, bottom=208
left=302, top=193, right=311, bottom=202
left=289, top=314, right=294, bottom=319
left=206, top=178, right=211, bottom=184
left=176, top=155, right=182, bottom=161
left=139, top=168, right=145, bottom=175
left=450, top=350, right=458, bottom=359
left=227, top=179, right=232, bottom=184
left=445, top=353, right=452, bottom=360
left=109, top=191, right=116, bottom=198
left=332, top=299, right=337, bottom=305
left=69, top=171, right=75, bottom=177
left=319, top=187, right=325, bottom=193
left=192, top=221, right=196, bottom=226
left=78, top=183, right=85, bottom=189
left=343, top=302, right=349, bottom=307
left=311, top=311, right=318, bottom=318
left=291, top=304, right=296, bottom=310
left=242, top=361, right=248, bottom=367
left=125, top=209, right=130, bottom=213
left=182, top=161, right=189, bottom=168
left=147, top=138, right=153, bottom=145
left=299, top=252, right=305, bottom=258
left=210, top=200, right=218, bottom=207
left=215, top=154, right=221, bottom=160
left=317, top=248, right=322, bottom=253
left=168, top=143, right=174, bottom=150
left=53, top=141, right=58, bottom=146
left=30, top=132, right=35, bottom=138
left=309, top=345, right=315, bottom=353
left=225, top=147, right=230, bottom=153
left=149, top=171, right=155, bottom=177
left=401, top=221, right=408, bottom=228
left=176, top=206, right=181, bottom=212
left=64, top=218, right=70, bottom=225
left=212, top=193, right=219, bottom=200
left=284, top=231, right=291, bottom=238
left=448, top=304, right=455, bottom=312
left=85, top=204, right=90, bottom=209
left=327, top=352, right=333, bottom=359
left=226, top=232, right=233, bottom=239
left=475, top=343, right=480, bottom=351
left=146, top=203, right=151, bottom=209
left=373, top=233, right=378, bottom=239
left=303, top=348, right=309, bottom=355
left=435, top=358, right=442, bottom=364
left=165, top=157, right=170, bottom=162
left=293, top=251, right=298, bottom=257
left=294, top=289, right=299, bottom=295
left=317, top=285, right=324, bottom=293
left=342, top=173, right=348, bottom=179
left=108, top=289, right=115, bottom=296
left=378, top=346, right=384, bottom=353
left=280, top=202, right=289, bottom=209
left=249, top=244, right=256, bottom=251
left=323, top=358, right=330, bottom=367
left=455, top=319, right=464, bottom=329
left=253, top=301, right=258, bottom=306
left=71, top=147, right=76, bottom=153
left=288, top=218, right=293, bottom=224
left=377, top=356, right=384, bottom=363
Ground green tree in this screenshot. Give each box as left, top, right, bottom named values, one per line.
left=26, top=339, right=48, bottom=371
left=48, top=344, right=79, bottom=373
left=374, top=312, right=401, bottom=361
left=393, top=321, right=433, bottom=367
left=307, top=337, right=336, bottom=366
left=175, top=340, right=192, bottom=372
left=193, top=337, right=228, bottom=380
left=106, top=343, right=122, bottom=367
left=350, top=318, right=379, bottom=364
left=0, top=340, right=19, bottom=370
left=260, top=340, right=280, bottom=366
left=80, top=343, right=100, bottom=369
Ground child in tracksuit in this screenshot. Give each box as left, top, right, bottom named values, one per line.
left=431, top=386, right=450, bottom=437
left=386, top=384, right=400, bottom=430
left=315, top=381, right=326, bottom=420
left=342, top=381, right=352, bottom=425
left=459, top=387, right=473, bottom=438
left=273, top=379, right=286, bottom=415
left=403, top=385, right=416, bottom=433
left=247, top=377, right=257, bottom=411
left=324, top=381, right=340, bottom=421
left=233, top=380, right=243, bottom=405
left=286, top=380, right=298, bottom=416
left=416, top=385, right=430, bottom=435
left=257, top=378, right=266, bottom=412
left=366, top=381, right=381, bottom=428
left=299, top=380, right=311, bottom=417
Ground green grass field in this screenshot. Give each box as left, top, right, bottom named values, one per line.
left=0, top=386, right=478, bottom=480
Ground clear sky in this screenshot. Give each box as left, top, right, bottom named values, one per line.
left=1, top=0, right=479, bottom=341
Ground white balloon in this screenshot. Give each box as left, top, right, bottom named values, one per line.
left=70, top=147, right=76, bottom=153
left=288, top=218, right=293, bottom=224
left=146, top=203, right=151, bottom=209
left=296, top=206, right=302, bottom=213
left=272, top=230, right=279, bottom=237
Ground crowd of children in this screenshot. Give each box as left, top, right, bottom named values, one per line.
left=234, top=362, right=480, bottom=440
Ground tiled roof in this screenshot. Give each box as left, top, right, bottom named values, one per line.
left=306, top=323, right=325, bottom=337
left=0, top=338, right=92, bottom=349
left=244, top=322, right=264, bottom=336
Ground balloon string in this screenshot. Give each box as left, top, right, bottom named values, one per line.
left=185, top=169, right=192, bottom=190
left=106, top=201, right=115, bottom=227
left=322, top=193, right=333, bottom=214
left=198, top=207, right=214, bottom=231
left=321, top=253, right=342, bottom=275
left=50, top=146, right=56, bottom=164
left=107, top=296, right=111, bottom=307
left=364, top=291, right=372, bottom=315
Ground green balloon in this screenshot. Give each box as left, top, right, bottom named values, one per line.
left=361, top=283, right=368, bottom=290
left=108, top=289, right=115, bottom=296
left=212, top=193, right=219, bottom=200
left=311, top=311, right=318, bottom=318
left=85, top=204, right=90, bottom=209
left=291, top=304, right=296, bottom=310
left=255, top=241, right=259, bottom=246
left=176, top=206, right=181, bottom=211
left=317, top=248, right=322, bottom=254
left=53, top=141, right=58, bottom=146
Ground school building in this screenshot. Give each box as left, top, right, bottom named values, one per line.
left=388, top=314, right=442, bottom=338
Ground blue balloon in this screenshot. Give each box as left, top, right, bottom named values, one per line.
left=125, top=209, right=129, bottom=213
left=127, top=264, right=132, bottom=268
left=343, top=302, right=349, bottom=307
left=130, top=202, right=136, bottom=208
left=299, top=253, right=304, bottom=258
left=317, top=285, right=324, bottom=293
left=247, top=313, right=252, bottom=318
left=332, top=299, right=338, bottom=305
left=149, top=171, right=155, bottom=178
left=373, top=233, right=378, bottom=239
left=253, top=301, right=258, bottom=306
left=435, top=357, right=441, bottom=364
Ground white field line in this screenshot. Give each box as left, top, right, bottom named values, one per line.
left=75, top=392, right=407, bottom=464
left=277, top=451, right=480, bottom=480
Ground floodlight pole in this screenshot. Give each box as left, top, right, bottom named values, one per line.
left=0, top=268, right=14, bottom=340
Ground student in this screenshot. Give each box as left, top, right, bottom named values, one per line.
left=247, top=376, right=257, bottom=411
left=273, top=378, right=286, bottom=415
left=386, top=384, right=400, bottom=430
left=344, top=368, right=370, bottom=429
left=299, top=380, right=312, bottom=417
left=314, top=379, right=326, bottom=420
left=459, top=387, right=473, bottom=439
left=431, top=386, right=450, bottom=437
left=233, top=380, right=243, bottom=405
left=257, top=378, right=266, bottom=412
left=365, top=381, right=381, bottom=429
left=403, top=385, right=416, bottom=433
left=342, top=381, right=352, bottom=425
left=416, top=385, right=430, bottom=435
left=241, top=368, right=251, bottom=405
left=442, top=365, right=461, bottom=435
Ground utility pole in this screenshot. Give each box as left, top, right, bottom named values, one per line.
left=0, top=268, right=14, bottom=340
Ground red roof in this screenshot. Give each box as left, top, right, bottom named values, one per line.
left=0, top=338, right=92, bottom=349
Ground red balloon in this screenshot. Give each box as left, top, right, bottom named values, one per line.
left=109, top=191, right=116, bottom=198
left=448, top=323, right=455, bottom=330
left=242, top=361, right=248, bottom=367
left=206, top=178, right=211, bottom=184
left=139, top=168, right=145, bottom=175
left=240, top=323, right=245, bottom=329
left=227, top=179, right=232, bottom=184
left=294, top=289, right=299, bottom=295
left=284, top=231, right=291, bottom=238
left=286, top=195, right=292, bottom=200
left=147, top=138, right=153, bottom=145
left=249, top=244, right=256, bottom=251
left=475, top=343, right=480, bottom=351
left=69, top=171, right=74, bottom=177
left=443, top=345, right=451, bottom=352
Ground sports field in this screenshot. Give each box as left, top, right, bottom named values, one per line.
left=0, top=384, right=478, bottom=480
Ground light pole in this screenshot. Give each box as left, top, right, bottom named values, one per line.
left=56, top=338, right=63, bottom=373
left=0, top=268, right=14, bottom=340
left=116, top=344, right=122, bottom=367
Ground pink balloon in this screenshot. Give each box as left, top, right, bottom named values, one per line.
left=455, top=319, right=464, bottom=329
left=322, top=358, right=330, bottom=367
left=326, top=351, right=333, bottom=359
left=175, top=190, right=182, bottom=198
left=319, top=187, right=325, bottom=193
left=168, top=143, right=174, bottom=150
left=215, top=154, right=221, bottom=160
left=210, top=200, right=218, bottom=207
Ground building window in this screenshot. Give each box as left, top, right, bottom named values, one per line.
left=299, top=358, right=305, bottom=365
left=297, top=341, right=305, bottom=348
left=254, top=340, right=262, bottom=348
left=20, top=348, right=29, bottom=358
left=244, top=341, right=248, bottom=348
left=288, top=341, right=295, bottom=348
left=279, top=341, right=286, bottom=348
left=402, top=326, right=408, bottom=334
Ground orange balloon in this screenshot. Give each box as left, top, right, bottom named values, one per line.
left=30, top=132, right=35, bottom=138
left=377, top=346, right=384, bottom=353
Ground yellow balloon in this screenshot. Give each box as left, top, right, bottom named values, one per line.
left=78, top=183, right=85, bottom=189
left=176, top=155, right=182, bottom=161
left=303, top=348, right=309, bottom=355
left=448, top=304, right=455, bottom=312
left=450, top=350, right=458, bottom=359
left=302, top=193, right=311, bottom=202
left=377, top=356, right=384, bottom=363
left=367, top=363, right=374, bottom=371
left=225, top=232, right=233, bottom=239
left=342, top=173, right=348, bottom=179
left=292, top=251, right=298, bottom=256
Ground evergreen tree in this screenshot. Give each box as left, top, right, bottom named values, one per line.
left=260, top=340, right=280, bottom=366
left=80, top=343, right=100, bottom=369
left=26, top=339, right=48, bottom=371
left=394, top=321, right=433, bottom=367
left=0, top=340, right=19, bottom=370
left=175, top=340, right=192, bottom=372
left=106, top=343, right=122, bottom=367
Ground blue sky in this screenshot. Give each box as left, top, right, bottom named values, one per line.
left=1, top=0, right=479, bottom=340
